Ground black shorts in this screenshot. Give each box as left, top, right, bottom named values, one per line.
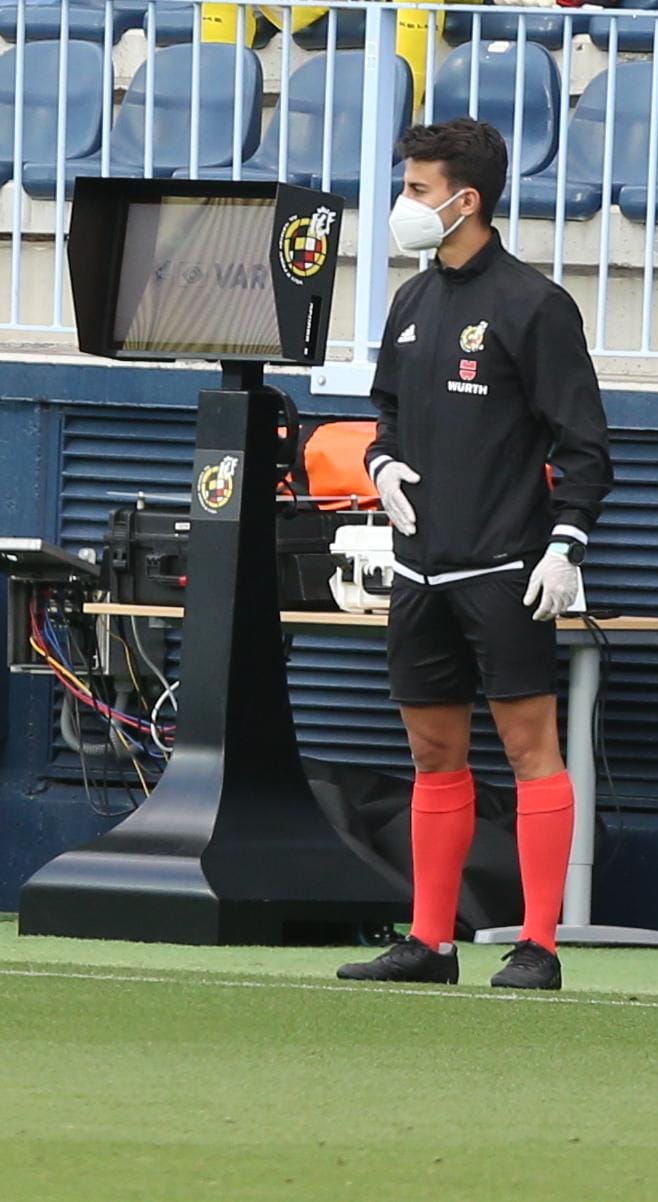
left=387, top=568, right=557, bottom=704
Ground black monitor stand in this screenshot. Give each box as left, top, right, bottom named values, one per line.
left=19, top=363, right=410, bottom=944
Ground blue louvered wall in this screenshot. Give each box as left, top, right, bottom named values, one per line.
left=586, top=429, right=658, bottom=613
left=53, top=397, right=658, bottom=808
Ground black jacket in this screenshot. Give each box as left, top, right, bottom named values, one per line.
left=366, top=229, right=613, bottom=577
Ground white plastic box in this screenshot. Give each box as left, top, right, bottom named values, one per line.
left=329, top=520, right=393, bottom=613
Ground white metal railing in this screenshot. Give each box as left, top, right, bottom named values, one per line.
left=2, top=0, right=658, bottom=392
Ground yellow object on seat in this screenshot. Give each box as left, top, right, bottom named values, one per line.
left=201, top=3, right=479, bottom=114
left=262, top=4, right=453, bottom=112
left=395, top=7, right=445, bottom=110
left=201, top=3, right=257, bottom=44
left=259, top=4, right=329, bottom=33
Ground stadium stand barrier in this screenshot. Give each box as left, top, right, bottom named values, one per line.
left=1, top=1, right=658, bottom=393
left=21, top=40, right=263, bottom=196
left=0, top=38, right=105, bottom=188
left=170, top=49, right=413, bottom=195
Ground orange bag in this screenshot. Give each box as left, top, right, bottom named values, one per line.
left=299, top=420, right=378, bottom=510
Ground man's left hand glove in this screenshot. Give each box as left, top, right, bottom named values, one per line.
left=523, top=549, right=580, bottom=621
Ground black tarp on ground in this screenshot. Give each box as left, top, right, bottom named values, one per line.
left=302, top=757, right=523, bottom=939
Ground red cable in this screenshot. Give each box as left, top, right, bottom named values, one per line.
left=29, top=595, right=175, bottom=740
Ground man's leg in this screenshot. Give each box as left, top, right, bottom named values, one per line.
left=401, top=702, right=475, bottom=950
left=336, top=702, right=473, bottom=982
left=336, top=583, right=477, bottom=982
left=452, top=569, right=570, bottom=988
left=489, top=694, right=574, bottom=957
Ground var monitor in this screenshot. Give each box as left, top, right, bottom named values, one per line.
left=68, top=178, right=344, bottom=366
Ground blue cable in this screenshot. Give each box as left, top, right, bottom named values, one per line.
left=42, top=611, right=173, bottom=754
left=43, top=611, right=70, bottom=667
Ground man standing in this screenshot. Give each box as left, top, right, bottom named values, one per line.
left=337, top=118, right=613, bottom=990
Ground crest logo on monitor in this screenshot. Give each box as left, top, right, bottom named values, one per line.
left=278, top=206, right=336, bottom=285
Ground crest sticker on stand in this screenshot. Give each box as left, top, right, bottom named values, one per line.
left=192, top=451, right=244, bottom=521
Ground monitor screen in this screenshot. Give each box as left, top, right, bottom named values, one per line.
left=112, top=195, right=281, bottom=358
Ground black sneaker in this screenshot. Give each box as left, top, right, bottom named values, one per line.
left=336, top=936, right=459, bottom=983
left=490, top=940, right=562, bottom=990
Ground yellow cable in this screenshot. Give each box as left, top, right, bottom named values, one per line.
left=108, top=630, right=143, bottom=699
left=31, top=636, right=150, bottom=799
left=131, top=756, right=150, bottom=798
left=113, top=724, right=150, bottom=798
left=109, top=631, right=153, bottom=797
left=30, top=638, right=93, bottom=694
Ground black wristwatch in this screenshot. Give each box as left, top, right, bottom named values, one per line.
left=548, top=539, right=586, bottom=566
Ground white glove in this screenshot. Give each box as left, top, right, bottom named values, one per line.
left=523, top=549, right=580, bottom=621
left=375, top=460, right=421, bottom=537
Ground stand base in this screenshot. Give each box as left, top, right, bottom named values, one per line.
left=20, top=868, right=409, bottom=947
left=474, top=924, right=658, bottom=947
left=18, top=808, right=411, bottom=947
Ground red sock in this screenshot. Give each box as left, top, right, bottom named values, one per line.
left=409, top=768, right=475, bottom=951
left=517, top=770, right=575, bottom=955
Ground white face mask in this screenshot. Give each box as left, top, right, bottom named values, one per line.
left=389, top=189, right=466, bottom=255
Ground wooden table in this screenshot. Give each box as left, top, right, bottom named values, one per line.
left=83, top=602, right=658, bottom=945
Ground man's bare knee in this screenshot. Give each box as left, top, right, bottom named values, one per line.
left=410, top=735, right=466, bottom=773
left=503, top=740, right=543, bottom=780
left=491, top=697, right=564, bottom=780
left=401, top=704, right=472, bottom=774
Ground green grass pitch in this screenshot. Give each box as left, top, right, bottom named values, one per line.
left=1, top=915, right=657, bottom=1202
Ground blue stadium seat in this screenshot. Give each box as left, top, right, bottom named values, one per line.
left=143, top=3, right=193, bottom=46
left=390, top=161, right=404, bottom=204
left=495, top=62, right=658, bottom=220
left=184, top=50, right=413, bottom=201
left=22, top=42, right=262, bottom=198
left=444, top=5, right=590, bottom=50
left=495, top=175, right=602, bottom=220
left=589, top=1, right=658, bottom=53
left=0, top=0, right=146, bottom=44
left=292, top=9, right=365, bottom=50
left=433, top=41, right=561, bottom=177
left=112, top=0, right=149, bottom=34
left=618, top=186, right=658, bottom=222
left=0, top=39, right=104, bottom=188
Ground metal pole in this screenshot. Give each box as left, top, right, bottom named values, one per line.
left=640, top=20, right=658, bottom=352
left=553, top=13, right=573, bottom=286
left=10, top=0, right=26, bottom=326
left=352, top=5, right=397, bottom=367
left=468, top=9, right=481, bottom=117
left=320, top=7, right=337, bottom=191
left=231, top=2, right=245, bottom=180
left=101, top=0, right=113, bottom=176
left=563, top=644, right=600, bottom=925
left=188, top=0, right=202, bottom=179
left=52, top=0, right=69, bottom=327
left=143, top=1, right=156, bottom=178
left=507, top=14, right=526, bottom=257
left=278, top=6, right=291, bottom=180
left=594, top=17, right=618, bottom=352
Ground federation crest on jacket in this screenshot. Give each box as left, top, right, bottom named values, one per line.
left=459, top=321, right=488, bottom=353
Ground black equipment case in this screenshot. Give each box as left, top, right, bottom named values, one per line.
left=102, top=503, right=389, bottom=610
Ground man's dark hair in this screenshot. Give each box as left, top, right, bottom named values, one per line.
left=398, top=118, right=508, bottom=226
